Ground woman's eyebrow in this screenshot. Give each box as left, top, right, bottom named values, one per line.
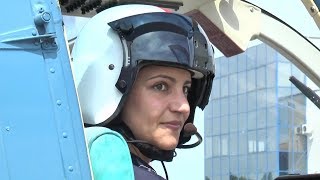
left=147, top=74, right=191, bottom=84
left=147, top=74, right=176, bottom=82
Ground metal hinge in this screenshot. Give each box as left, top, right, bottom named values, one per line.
left=0, top=1, right=57, bottom=50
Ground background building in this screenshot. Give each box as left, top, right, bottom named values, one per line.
left=204, top=43, right=313, bottom=180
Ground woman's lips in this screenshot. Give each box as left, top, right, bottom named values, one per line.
left=161, top=121, right=182, bottom=130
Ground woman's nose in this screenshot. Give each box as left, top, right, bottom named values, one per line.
left=169, top=90, right=190, bottom=116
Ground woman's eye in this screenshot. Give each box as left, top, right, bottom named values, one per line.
left=154, top=83, right=167, bottom=91
left=183, top=86, right=190, bottom=96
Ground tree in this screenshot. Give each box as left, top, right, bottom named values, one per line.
left=230, top=174, right=238, bottom=180
left=267, top=172, right=273, bottom=180
left=261, top=172, right=273, bottom=180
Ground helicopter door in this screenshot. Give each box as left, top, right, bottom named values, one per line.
left=0, top=0, right=92, bottom=179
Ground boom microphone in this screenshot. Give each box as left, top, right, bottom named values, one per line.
left=177, top=123, right=203, bottom=149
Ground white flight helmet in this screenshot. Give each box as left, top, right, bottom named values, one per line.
left=72, top=4, right=215, bottom=144
left=72, top=5, right=165, bottom=125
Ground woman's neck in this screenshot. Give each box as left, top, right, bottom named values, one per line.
left=128, top=143, right=151, bottom=164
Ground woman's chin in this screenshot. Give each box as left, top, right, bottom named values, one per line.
left=156, top=138, right=179, bottom=150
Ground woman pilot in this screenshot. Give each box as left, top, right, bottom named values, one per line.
left=71, top=4, right=215, bottom=180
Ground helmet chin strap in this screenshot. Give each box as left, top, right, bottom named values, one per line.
left=109, top=122, right=176, bottom=162
left=127, top=140, right=176, bottom=162
left=109, top=121, right=202, bottom=161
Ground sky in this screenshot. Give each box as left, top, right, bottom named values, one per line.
left=63, top=1, right=319, bottom=179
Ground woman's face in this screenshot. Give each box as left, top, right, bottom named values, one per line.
left=122, top=65, right=191, bottom=150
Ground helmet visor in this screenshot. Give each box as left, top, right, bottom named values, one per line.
left=131, top=31, right=194, bottom=73
left=108, top=12, right=214, bottom=78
